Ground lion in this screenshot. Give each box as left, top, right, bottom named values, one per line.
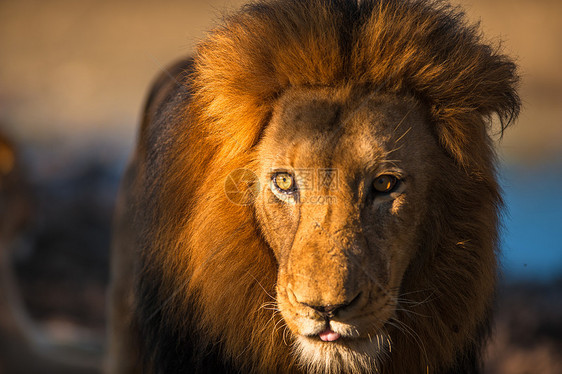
left=107, top=0, right=520, bottom=373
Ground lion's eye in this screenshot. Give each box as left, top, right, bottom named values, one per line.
left=273, top=172, right=295, bottom=192
left=373, top=175, right=398, bottom=193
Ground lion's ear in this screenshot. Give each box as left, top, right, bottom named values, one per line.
left=354, top=2, right=521, bottom=173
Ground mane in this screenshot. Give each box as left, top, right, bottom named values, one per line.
left=191, top=0, right=519, bottom=170
left=132, top=0, right=520, bottom=372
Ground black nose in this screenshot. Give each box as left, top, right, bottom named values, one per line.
left=299, top=293, right=361, bottom=319
left=301, top=302, right=350, bottom=319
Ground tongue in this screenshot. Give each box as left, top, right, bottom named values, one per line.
left=319, top=329, right=341, bottom=342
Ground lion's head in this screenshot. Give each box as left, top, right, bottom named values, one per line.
left=115, top=1, right=520, bottom=373
left=254, top=88, right=440, bottom=372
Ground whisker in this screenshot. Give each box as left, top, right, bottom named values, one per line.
left=392, top=108, right=414, bottom=134
left=248, top=272, right=276, bottom=301
left=397, top=288, right=436, bottom=298
left=282, top=324, right=291, bottom=346
left=387, top=317, right=429, bottom=365
left=394, top=126, right=412, bottom=145
left=393, top=306, right=430, bottom=318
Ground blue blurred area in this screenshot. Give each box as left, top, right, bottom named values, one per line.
left=500, top=161, right=562, bottom=282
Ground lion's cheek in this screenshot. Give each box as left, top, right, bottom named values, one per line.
left=378, top=244, right=415, bottom=298
left=255, top=194, right=300, bottom=265
left=381, top=198, right=425, bottom=286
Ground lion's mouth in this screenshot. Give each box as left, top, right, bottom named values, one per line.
left=318, top=328, right=341, bottom=342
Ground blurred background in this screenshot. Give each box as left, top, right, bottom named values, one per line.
left=0, top=0, right=560, bottom=372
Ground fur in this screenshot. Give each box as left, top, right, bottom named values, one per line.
left=107, top=0, right=520, bottom=373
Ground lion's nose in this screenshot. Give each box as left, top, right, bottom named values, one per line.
left=300, top=293, right=361, bottom=319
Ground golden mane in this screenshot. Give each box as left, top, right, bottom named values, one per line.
left=117, top=0, right=520, bottom=373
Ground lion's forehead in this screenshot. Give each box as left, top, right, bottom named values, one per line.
left=263, top=86, right=435, bottom=174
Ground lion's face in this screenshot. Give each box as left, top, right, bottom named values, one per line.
left=254, top=86, right=443, bottom=371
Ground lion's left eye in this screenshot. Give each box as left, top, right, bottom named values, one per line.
left=373, top=175, right=398, bottom=193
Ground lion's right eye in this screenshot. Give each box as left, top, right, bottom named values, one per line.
left=273, top=172, right=295, bottom=193
left=271, top=172, right=299, bottom=204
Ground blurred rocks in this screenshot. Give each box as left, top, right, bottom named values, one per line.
left=13, top=153, right=121, bottom=332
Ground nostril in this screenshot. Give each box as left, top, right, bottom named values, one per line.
left=304, top=303, right=346, bottom=317
left=301, top=292, right=361, bottom=318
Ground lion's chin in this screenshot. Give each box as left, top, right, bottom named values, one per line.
left=293, top=334, right=387, bottom=374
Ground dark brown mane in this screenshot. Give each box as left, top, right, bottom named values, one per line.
left=119, top=1, right=520, bottom=373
